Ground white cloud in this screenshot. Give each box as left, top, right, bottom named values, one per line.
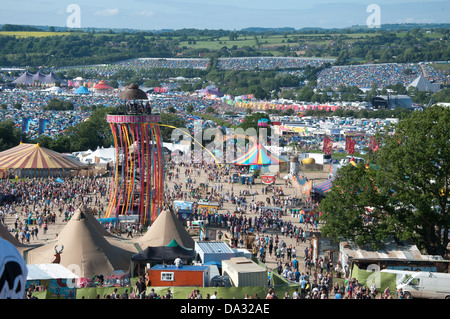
left=94, top=8, right=120, bottom=16
left=134, top=10, right=155, bottom=17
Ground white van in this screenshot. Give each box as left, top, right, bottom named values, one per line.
left=397, top=272, right=450, bottom=299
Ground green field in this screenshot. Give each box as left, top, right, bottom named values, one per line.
left=176, top=32, right=386, bottom=51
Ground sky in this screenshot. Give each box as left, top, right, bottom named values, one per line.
left=0, top=0, right=448, bottom=30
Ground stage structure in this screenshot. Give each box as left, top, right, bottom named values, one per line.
left=105, top=84, right=164, bottom=226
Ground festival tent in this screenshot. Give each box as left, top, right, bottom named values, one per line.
left=76, top=204, right=116, bottom=238
left=77, top=146, right=116, bottom=165
left=197, top=85, right=223, bottom=97
left=93, top=80, right=113, bottom=91
left=12, top=70, right=35, bottom=85
left=43, top=72, right=66, bottom=85
left=73, top=85, right=91, bottom=94
left=311, top=177, right=335, bottom=195
left=26, top=208, right=137, bottom=278
left=135, top=210, right=195, bottom=249
left=231, top=143, right=286, bottom=166
left=43, top=86, right=64, bottom=94
left=12, top=71, right=66, bottom=86
left=0, top=143, right=86, bottom=178
left=0, top=223, right=27, bottom=248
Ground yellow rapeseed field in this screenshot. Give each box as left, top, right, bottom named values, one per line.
left=0, top=31, right=72, bottom=38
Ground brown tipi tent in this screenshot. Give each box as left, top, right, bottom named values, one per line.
left=135, top=210, right=195, bottom=249
left=76, top=204, right=116, bottom=238
left=26, top=207, right=137, bottom=278
left=0, top=223, right=26, bottom=247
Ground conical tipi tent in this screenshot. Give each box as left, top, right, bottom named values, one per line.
left=76, top=204, right=116, bottom=238
left=26, top=207, right=137, bottom=278
left=0, top=223, right=26, bottom=248
left=135, top=210, right=195, bottom=249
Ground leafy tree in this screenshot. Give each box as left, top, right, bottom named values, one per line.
left=62, top=107, right=114, bottom=151
left=159, top=112, right=187, bottom=142
left=0, top=119, right=24, bottom=151
left=185, top=105, right=194, bottom=113
left=237, top=112, right=272, bottom=137
left=319, top=105, right=450, bottom=258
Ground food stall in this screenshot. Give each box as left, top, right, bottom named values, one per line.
left=174, top=200, right=195, bottom=222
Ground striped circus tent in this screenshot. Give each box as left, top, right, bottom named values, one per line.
left=232, top=143, right=286, bottom=166
left=0, top=143, right=86, bottom=178
left=312, top=177, right=335, bottom=195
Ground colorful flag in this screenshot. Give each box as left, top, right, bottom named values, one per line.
left=21, top=118, right=30, bottom=133
left=346, top=137, right=355, bottom=154
left=38, top=119, right=48, bottom=135
left=323, top=137, right=332, bottom=155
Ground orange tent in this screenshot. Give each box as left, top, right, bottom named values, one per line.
left=93, top=80, right=113, bottom=90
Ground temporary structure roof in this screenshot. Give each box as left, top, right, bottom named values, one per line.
left=93, top=80, right=113, bottom=90
left=26, top=208, right=136, bottom=278
left=232, top=143, right=286, bottom=166
left=12, top=71, right=65, bottom=86
left=119, top=83, right=148, bottom=100
left=27, top=264, right=79, bottom=281
left=0, top=143, right=86, bottom=170
left=73, top=85, right=90, bottom=94
left=195, top=241, right=235, bottom=266
left=312, top=177, right=335, bottom=195
left=43, top=86, right=64, bottom=94
left=77, top=146, right=116, bottom=165
left=135, top=210, right=195, bottom=249
left=131, top=240, right=195, bottom=263
left=0, top=223, right=26, bottom=247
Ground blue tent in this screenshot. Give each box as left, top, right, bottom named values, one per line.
left=73, top=85, right=90, bottom=94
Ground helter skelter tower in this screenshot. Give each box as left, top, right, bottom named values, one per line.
left=105, top=84, right=164, bottom=226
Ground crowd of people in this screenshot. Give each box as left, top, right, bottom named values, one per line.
left=316, top=62, right=447, bottom=90
left=0, top=175, right=109, bottom=244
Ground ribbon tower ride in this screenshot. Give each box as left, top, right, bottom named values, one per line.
left=105, top=84, right=164, bottom=226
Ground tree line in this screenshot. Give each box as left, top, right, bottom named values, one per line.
left=0, top=27, right=448, bottom=68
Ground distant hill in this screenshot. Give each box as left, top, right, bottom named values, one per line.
left=240, top=27, right=297, bottom=33
left=1, top=23, right=448, bottom=35
left=347, top=23, right=450, bottom=31
left=1, top=24, right=43, bottom=32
